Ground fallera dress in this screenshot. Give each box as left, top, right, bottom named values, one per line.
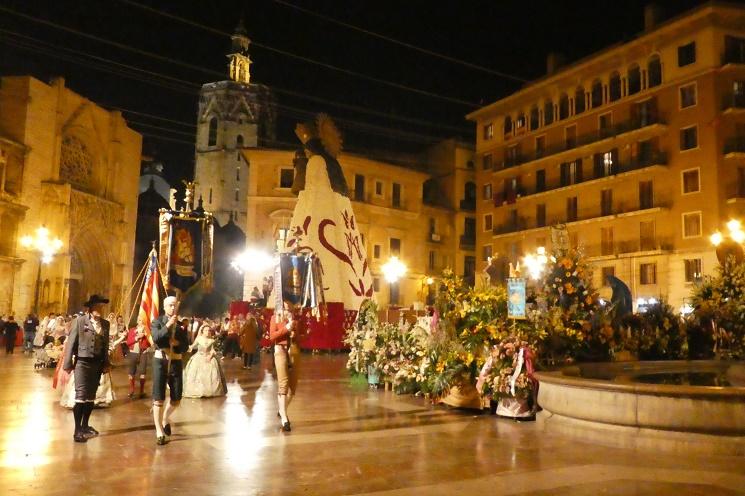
left=183, top=336, right=227, bottom=398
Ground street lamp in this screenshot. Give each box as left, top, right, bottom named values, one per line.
left=381, top=256, right=407, bottom=307
left=710, top=219, right=745, bottom=264
left=381, top=256, right=407, bottom=283
left=20, top=226, right=63, bottom=314
left=522, top=246, right=548, bottom=280
left=231, top=247, right=278, bottom=304
left=230, top=247, right=277, bottom=274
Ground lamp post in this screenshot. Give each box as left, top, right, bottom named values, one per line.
left=381, top=256, right=407, bottom=306
left=231, top=247, right=278, bottom=303
left=522, top=246, right=548, bottom=281
left=710, top=219, right=745, bottom=265
left=20, top=226, right=63, bottom=314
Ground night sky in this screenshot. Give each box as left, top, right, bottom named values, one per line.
left=0, top=0, right=728, bottom=186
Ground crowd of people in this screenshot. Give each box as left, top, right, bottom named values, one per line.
left=0, top=296, right=299, bottom=445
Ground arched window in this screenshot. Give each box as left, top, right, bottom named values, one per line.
left=574, top=87, right=586, bottom=115
left=543, top=100, right=554, bottom=126
left=208, top=117, right=218, bottom=147
left=515, top=113, right=526, bottom=131
left=558, top=93, right=570, bottom=120
left=591, top=79, right=603, bottom=108
left=609, top=72, right=621, bottom=102
left=627, top=64, right=641, bottom=95
left=503, top=115, right=513, bottom=136
left=648, top=55, right=662, bottom=88
left=236, top=135, right=244, bottom=148
left=529, top=106, right=540, bottom=131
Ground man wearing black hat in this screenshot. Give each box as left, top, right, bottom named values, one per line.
left=62, top=294, right=111, bottom=443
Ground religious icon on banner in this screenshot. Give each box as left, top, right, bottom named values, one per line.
left=507, top=278, right=527, bottom=319
left=158, top=209, right=214, bottom=293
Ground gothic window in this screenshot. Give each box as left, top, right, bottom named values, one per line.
left=208, top=117, right=218, bottom=147
left=236, top=135, right=244, bottom=148
left=60, top=135, right=94, bottom=191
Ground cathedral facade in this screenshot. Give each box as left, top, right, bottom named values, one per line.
left=0, top=76, right=141, bottom=316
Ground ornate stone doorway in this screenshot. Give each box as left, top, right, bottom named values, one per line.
left=67, top=233, right=111, bottom=313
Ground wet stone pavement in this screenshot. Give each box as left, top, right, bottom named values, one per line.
left=0, top=352, right=743, bottom=496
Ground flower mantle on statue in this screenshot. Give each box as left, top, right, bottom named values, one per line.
left=286, top=114, right=373, bottom=313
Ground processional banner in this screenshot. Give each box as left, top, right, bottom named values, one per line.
left=507, top=277, right=527, bottom=320
left=158, top=210, right=214, bottom=293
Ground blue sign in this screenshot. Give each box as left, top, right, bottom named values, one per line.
left=507, top=278, right=527, bottom=319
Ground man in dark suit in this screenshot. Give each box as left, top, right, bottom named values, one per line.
left=151, top=295, right=188, bottom=445
left=3, top=315, right=19, bottom=354
left=62, top=295, right=110, bottom=443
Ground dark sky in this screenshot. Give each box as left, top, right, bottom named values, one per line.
left=0, top=0, right=727, bottom=186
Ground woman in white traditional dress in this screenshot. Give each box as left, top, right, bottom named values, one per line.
left=183, top=325, right=226, bottom=398
left=286, top=114, right=373, bottom=311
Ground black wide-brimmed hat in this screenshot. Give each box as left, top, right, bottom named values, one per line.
left=83, top=294, right=109, bottom=308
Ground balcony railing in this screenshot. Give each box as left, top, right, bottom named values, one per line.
left=459, top=198, right=476, bottom=211
left=724, top=137, right=745, bottom=155
left=492, top=202, right=669, bottom=236
left=722, top=52, right=745, bottom=66
left=497, top=115, right=665, bottom=170
left=459, top=234, right=475, bottom=249
left=722, top=93, right=745, bottom=111
left=581, top=237, right=675, bottom=258
left=493, top=151, right=667, bottom=206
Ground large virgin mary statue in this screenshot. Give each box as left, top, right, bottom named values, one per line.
left=285, top=114, right=373, bottom=311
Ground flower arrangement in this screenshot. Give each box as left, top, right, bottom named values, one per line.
left=616, top=301, right=687, bottom=360
left=530, top=243, right=608, bottom=364
left=478, top=337, right=535, bottom=399
left=344, top=299, right=385, bottom=374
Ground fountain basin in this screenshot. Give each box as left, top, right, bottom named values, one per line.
left=535, top=361, right=745, bottom=454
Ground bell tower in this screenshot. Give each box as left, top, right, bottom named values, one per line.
left=227, top=19, right=251, bottom=85
left=193, top=20, right=277, bottom=230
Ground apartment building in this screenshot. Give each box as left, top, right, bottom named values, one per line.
left=467, top=3, right=745, bottom=309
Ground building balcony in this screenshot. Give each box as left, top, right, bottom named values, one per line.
left=459, top=198, right=476, bottom=211
left=722, top=94, right=745, bottom=113
left=493, top=151, right=667, bottom=207
left=582, top=237, right=674, bottom=259
left=724, top=137, right=745, bottom=158
left=495, top=116, right=666, bottom=173
left=721, top=53, right=745, bottom=67
left=459, top=234, right=476, bottom=249
left=492, top=203, right=669, bottom=239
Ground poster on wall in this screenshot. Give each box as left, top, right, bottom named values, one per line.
left=158, top=210, right=214, bottom=294
left=507, top=277, right=527, bottom=319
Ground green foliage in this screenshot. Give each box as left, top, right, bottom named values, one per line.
left=688, top=257, right=745, bottom=358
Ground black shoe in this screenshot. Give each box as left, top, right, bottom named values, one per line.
left=128, top=392, right=135, bottom=399
left=73, top=432, right=88, bottom=443
left=163, top=423, right=171, bottom=436
left=139, top=392, right=146, bottom=399
left=156, top=436, right=168, bottom=445
left=281, top=421, right=291, bottom=432
left=83, top=426, right=99, bottom=437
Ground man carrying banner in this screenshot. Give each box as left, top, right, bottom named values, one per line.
left=151, top=295, right=188, bottom=445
